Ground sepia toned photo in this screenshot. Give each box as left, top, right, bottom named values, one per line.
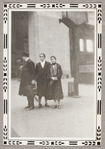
left=3, top=3, right=102, bottom=146
left=11, top=10, right=96, bottom=138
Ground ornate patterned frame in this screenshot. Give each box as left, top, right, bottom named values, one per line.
left=3, top=3, right=102, bottom=146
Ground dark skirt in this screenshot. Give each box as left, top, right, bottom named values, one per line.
left=37, top=81, right=48, bottom=98
left=47, top=80, right=63, bottom=100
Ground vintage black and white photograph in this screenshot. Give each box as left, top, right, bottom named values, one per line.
left=11, top=9, right=96, bottom=138
left=3, top=3, right=102, bottom=146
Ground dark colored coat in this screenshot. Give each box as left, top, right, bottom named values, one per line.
left=35, top=61, right=50, bottom=98
left=19, top=59, right=35, bottom=98
left=47, top=63, right=63, bottom=100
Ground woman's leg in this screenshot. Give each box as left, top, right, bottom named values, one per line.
left=57, top=99, right=61, bottom=109
left=29, top=97, right=34, bottom=110
left=54, top=100, right=57, bottom=106
left=53, top=99, right=57, bottom=108
left=38, top=96, right=42, bottom=108
left=25, top=97, right=30, bottom=108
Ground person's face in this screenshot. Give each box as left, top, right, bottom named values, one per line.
left=39, top=54, right=45, bottom=62
left=51, top=57, right=56, bottom=64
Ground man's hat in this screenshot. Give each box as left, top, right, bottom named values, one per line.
left=22, top=52, right=29, bottom=57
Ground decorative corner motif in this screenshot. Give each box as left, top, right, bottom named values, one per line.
left=97, top=9, right=102, bottom=24
left=8, top=3, right=23, bottom=8
left=4, top=4, right=7, bottom=8
left=82, top=141, right=96, bottom=146
left=83, top=3, right=97, bottom=8
left=3, top=125, right=7, bottom=140
left=98, top=4, right=101, bottom=8
left=3, top=8, right=7, bottom=24
left=82, top=126, right=101, bottom=146
left=4, top=141, right=7, bottom=145
left=97, top=126, right=101, bottom=140
left=5, top=140, right=22, bottom=145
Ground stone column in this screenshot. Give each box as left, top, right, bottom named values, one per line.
left=28, top=12, right=39, bottom=63
left=73, top=26, right=80, bottom=97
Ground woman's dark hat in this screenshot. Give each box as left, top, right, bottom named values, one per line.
left=22, top=52, right=29, bottom=57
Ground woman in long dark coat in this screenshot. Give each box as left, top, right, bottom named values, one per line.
left=47, top=56, right=63, bottom=109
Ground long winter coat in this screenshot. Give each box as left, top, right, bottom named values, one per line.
left=19, top=59, right=35, bottom=98
left=35, top=61, right=50, bottom=99
left=47, top=63, right=63, bottom=100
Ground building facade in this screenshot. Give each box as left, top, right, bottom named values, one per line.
left=12, top=11, right=95, bottom=87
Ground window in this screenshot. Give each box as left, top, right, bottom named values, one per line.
left=86, top=39, right=93, bottom=52
left=79, top=39, right=84, bottom=52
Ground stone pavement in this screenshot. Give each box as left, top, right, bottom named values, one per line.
left=11, top=79, right=96, bottom=140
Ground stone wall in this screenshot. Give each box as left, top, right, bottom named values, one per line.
left=28, top=11, right=71, bottom=78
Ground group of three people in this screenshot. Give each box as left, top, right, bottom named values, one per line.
left=19, top=52, right=63, bottom=110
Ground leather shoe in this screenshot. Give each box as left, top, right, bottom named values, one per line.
left=38, top=104, right=42, bottom=108
left=45, top=103, right=50, bottom=107
left=25, top=106, right=30, bottom=109
left=57, top=105, right=61, bottom=109
left=29, top=106, right=34, bottom=110
left=52, top=105, right=57, bottom=109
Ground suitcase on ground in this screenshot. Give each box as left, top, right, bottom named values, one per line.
left=68, top=81, right=74, bottom=97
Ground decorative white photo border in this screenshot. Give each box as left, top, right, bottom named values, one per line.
left=3, top=3, right=102, bottom=146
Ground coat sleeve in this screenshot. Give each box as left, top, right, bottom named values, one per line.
left=27, top=61, right=35, bottom=80
left=57, top=64, right=63, bottom=80
left=47, top=63, right=51, bottom=80
left=35, top=63, right=38, bottom=81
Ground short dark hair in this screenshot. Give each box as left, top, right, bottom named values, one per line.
left=50, top=56, right=56, bottom=60
left=39, top=53, right=46, bottom=58
left=22, top=52, right=29, bottom=57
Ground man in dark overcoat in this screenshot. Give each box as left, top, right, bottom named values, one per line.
left=19, top=52, right=35, bottom=110
left=35, top=53, right=50, bottom=108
